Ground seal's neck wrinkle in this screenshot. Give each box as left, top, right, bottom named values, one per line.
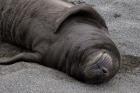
left=57, top=15, right=108, bottom=35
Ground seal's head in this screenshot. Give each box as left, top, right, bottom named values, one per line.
left=79, top=49, right=120, bottom=84
left=46, top=15, right=120, bottom=84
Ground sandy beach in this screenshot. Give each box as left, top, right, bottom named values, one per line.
left=0, top=0, right=140, bottom=93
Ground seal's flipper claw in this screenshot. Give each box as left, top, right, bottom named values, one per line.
left=0, top=52, right=41, bottom=65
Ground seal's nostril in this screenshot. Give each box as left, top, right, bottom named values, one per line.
left=102, top=67, right=108, bottom=74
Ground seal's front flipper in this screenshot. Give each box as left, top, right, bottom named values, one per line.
left=0, top=52, right=41, bottom=65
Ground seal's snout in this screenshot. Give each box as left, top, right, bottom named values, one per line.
left=82, top=50, right=119, bottom=84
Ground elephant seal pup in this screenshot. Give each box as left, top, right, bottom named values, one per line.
left=0, top=0, right=120, bottom=84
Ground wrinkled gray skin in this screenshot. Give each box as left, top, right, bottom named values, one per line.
left=0, top=0, right=120, bottom=84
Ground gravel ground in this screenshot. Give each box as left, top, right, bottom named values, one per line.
left=0, top=0, right=140, bottom=93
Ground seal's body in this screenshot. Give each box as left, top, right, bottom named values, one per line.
left=0, top=0, right=120, bottom=84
